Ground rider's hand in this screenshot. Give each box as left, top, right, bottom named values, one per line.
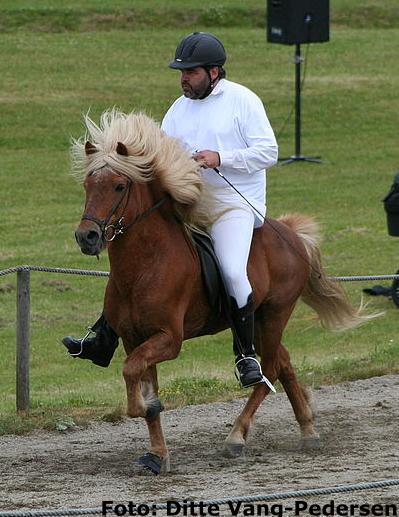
left=193, top=150, right=220, bottom=169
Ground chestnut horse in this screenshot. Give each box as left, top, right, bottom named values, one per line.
left=72, top=109, right=372, bottom=474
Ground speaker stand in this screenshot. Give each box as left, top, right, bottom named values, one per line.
left=279, top=44, right=322, bottom=166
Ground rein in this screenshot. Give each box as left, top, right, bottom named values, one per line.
left=81, top=181, right=168, bottom=242
left=212, top=167, right=321, bottom=278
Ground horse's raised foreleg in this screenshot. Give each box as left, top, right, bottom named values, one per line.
left=278, top=344, right=320, bottom=449
left=123, top=331, right=181, bottom=418
left=138, top=367, right=171, bottom=475
left=138, top=414, right=171, bottom=474
left=140, top=366, right=164, bottom=419
left=123, top=331, right=181, bottom=474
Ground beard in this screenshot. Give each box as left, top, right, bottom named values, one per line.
left=181, top=75, right=211, bottom=100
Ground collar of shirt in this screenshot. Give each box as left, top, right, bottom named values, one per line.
left=209, top=78, right=226, bottom=97
left=190, top=78, right=226, bottom=103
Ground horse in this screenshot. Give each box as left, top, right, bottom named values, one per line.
left=71, top=109, right=374, bottom=475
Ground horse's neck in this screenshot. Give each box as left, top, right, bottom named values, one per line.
left=107, top=183, right=183, bottom=278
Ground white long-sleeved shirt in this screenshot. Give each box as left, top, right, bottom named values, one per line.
left=161, top=78, right=278, bottom=222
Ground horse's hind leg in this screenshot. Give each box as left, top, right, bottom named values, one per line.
left=224, top=302, right=312, bottom=457
left=278, top=344, right=320, bottom=449
left=223, top=361, right=280, bottom=458
left=224, top=382, right=271, bottom=458
left=224, top=304, right=284, bottom=457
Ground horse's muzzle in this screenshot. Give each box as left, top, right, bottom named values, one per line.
left=75, top=225, right=104, bottom=255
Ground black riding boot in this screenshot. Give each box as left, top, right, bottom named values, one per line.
left=62, top=314, right=119, bottom=368
left=230, top=293, right=264, bottom=388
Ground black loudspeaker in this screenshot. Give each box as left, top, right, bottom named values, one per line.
left=267, top=0, right=330, bottom=45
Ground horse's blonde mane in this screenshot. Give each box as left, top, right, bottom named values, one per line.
left=71, top=108, right=218, bottom=228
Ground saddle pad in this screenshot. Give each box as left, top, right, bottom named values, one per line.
left=190, top=230, right=231, bottom=331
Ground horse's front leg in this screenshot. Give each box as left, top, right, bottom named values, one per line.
left=139, top=366, right=171, bottom=475
left=123, top=331, right=181, bottom=474
left=123, top=331, right=180, bottom=418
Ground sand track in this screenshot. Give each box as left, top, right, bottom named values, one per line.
left=1, top=375, right=398, bottom=512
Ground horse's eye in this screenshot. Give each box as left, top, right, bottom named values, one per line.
left=115, top=184, right=125, bottom=192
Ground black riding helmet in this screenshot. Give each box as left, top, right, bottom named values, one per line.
left=169, top=32, right=227, bottom=70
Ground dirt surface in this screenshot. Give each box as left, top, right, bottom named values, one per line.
left=1, top=375, right=399, bottom=513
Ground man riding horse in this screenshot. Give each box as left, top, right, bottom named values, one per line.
left=63, top=32, right=278, bottom=389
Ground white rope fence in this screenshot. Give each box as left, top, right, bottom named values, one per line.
left=2, top=264, right=399, bottom=281
left=0, top=265, right=109, bottom=278
left=331, top=274, right=399, bottom=282
left=1, top=479, right=399, bottom=517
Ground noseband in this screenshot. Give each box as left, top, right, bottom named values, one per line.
left=81, top=181, right=167, bottom=242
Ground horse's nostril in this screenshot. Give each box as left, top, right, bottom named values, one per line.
left=87, top=230, right=100, bottom=244
left=75, top=227, right=101, bottom=253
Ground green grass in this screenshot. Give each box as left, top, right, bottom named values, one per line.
left=0, top=1, right=398, bottom=31
left=1, top=3, right=399, bottom=434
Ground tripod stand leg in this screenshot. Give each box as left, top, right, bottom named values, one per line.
left=280, top=44, right=322, bottom=166
left=279, top=155, right=322, bottom=165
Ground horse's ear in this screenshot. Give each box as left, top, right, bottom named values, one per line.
left=85, top=141, right=97, bottom=155
left=116, top=142, right=129, bottom=156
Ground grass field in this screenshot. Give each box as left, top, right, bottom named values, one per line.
left=1, top=2, right=399, bottom=434
left=1, top=1, right=398, bottom=30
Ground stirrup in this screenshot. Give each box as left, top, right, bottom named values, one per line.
left=235, top=356, right=276, bottom=392
left=68, top=327, right=95, bottom=357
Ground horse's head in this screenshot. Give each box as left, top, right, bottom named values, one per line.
left=71, top=110, right=217, bottom=256
left=75, top=141, right=132, bottom=256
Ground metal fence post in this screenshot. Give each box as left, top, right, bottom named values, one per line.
left=16, top=268, right=30, bottom=412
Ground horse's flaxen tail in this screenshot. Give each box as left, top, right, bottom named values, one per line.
left=278, top=213, right=381, bottom=331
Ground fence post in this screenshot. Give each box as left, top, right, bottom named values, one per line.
left=16, top=268, right=30, bottom=412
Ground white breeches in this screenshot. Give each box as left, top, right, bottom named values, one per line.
left=209, top=206, right=262, bottom=308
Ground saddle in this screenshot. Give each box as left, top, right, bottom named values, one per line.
left=190, top=228, right=231, bottom=334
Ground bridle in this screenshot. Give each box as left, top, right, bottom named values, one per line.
left=81, top=180, right=168, bottom=242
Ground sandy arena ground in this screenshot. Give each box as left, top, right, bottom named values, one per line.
left=1, top=375, right=398, bottom=513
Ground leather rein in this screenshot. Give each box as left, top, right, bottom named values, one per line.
left=81, top=181, right=168, bottom=242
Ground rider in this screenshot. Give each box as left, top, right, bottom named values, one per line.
left=63, top=32, right=278, bottom=389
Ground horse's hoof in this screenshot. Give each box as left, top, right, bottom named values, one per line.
left=137, top=452, right=170, bottom=475
left=222, top=442, right=245, bottom=458
left=145, top=399, right=164, bottom=419
left=300, top=436, right=321, bottom=450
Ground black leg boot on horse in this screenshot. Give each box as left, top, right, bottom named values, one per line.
left=62, top=314, right=119, bottom=367
left=231, top=293, right=265, bottom=388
